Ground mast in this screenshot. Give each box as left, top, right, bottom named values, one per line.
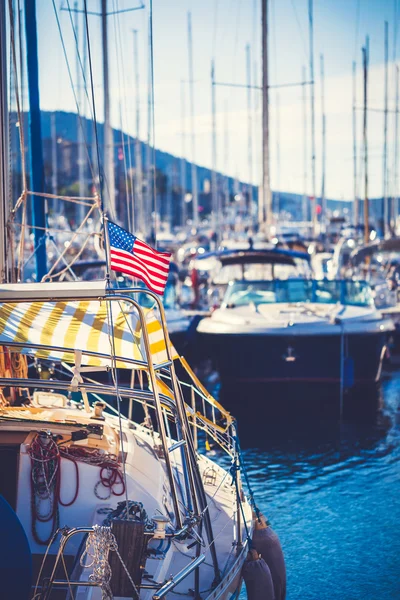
left=145, top=22, right=152, bottom=241
left=180, top=80, right=187, bottom=227
left=211, top=60, right=218, bottom=237
left=352, top=61, right=358, bottom=227
left=101, top=0, right=115, bottom=216
left=133, top=29, right=144, bottom=235
left=392, top=65, right=399, bottom=232
left=309, top=0, right=317, bottom=235
left=24, top=0, right=47, bottom=281
left=302, top=65, right=308, bottom=222
left=261, top=0, right=271, bottom=232
left=51, top=112, right=58, bottom=209
left=363, top=37, right=369, bottom=244
left=246, top=44, right=254, bottom=217
left=0, top=0, right=8, bottom=281
left=75, top=2, right=85, bottom=222
left=187, top=12, right=199, bottom=227
left=223, top=100, right=230, bottom=221
left=383, top=21, right=389, bottom=236
left=320, top=54, right=326, bottom=225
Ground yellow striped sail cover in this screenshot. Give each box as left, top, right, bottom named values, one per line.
left=0, top=300, right=176, bottom=368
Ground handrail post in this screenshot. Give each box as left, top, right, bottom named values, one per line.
left=191, top=386, right=198, bottom=451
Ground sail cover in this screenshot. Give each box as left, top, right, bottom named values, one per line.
left=0, top=300, right=175, bottom=368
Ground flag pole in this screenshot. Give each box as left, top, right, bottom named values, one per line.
left=102, top=212, right=112, bottom=288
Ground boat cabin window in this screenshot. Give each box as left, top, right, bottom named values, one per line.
left=223, top=279, right=374, bottom=308
left=213, top=258, right=309, bottom=284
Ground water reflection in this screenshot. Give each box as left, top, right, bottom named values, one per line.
left=211, top=369, right=400, bottom=600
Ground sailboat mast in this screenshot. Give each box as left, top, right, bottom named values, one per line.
left=302, top=65, right=308, bottom=222
left=261, top=0, right=271, bottom=232
left=0, top=0, right=8, bottom=282
left=223, top=100, right=230, bottom=220
left=309, top=0, right=317, bottom=235
left=392, top=65, right=399, bottom=232
left=180, top=80, right=187, bottom=227
left=133, top=30, right=144, bottom=235
left=211, top=60, right=218, bottom=237
left=383, top=21, right=389, bottom=236
left=320, top=54, right=326, bottom=225
left=187, top=12, right=199, bottom=228
left=51, top=112, right=58, bottom=215
left=101, top=0, right=115, bottom=216
left=75, top=2, right=85, bottom=223
left=24, top=0, right=47, bottom=281
left=363, top=37, right=369, bottom=244
left=352, top=61, right=358, bottom=228
left=246, top=44, right=254, bottom=217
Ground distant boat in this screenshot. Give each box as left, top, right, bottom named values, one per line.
left=191, top=247, right=312, bottom=309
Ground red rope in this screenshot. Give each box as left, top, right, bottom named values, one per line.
left=29, top=434, right=126, bottom=545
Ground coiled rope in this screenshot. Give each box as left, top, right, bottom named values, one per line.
left=80, top=525, right=139, bottom=600
left=28, top=433, right=126, bottom=545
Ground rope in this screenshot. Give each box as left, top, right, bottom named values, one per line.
left=80, top=525, right=139, bottom=599
left=28, top=434, right=60, bottom=545
left=28, top=432, right=126, bottom=544
left=40, top=202, right=97, bottom=281
left=233, top=434, right=264, bottom=524
left=41, top=234, right=92, bottom=282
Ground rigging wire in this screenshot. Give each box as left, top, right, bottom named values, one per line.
left=52, top=0, right=99, bottom=194
left=290, top=0, right=309, bottom=62
left=149, top=0, right=157, bottom=246
left=64, top=0, right=105, bottom=197
left=82, top=0, right=104, bottom=211
left=111, top=0, right=134, bottom=229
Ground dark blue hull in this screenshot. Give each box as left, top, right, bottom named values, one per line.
left=197, top=331, right=389, bottom=386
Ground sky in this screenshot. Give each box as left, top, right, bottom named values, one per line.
left=13, top=0, right=400, bottom=200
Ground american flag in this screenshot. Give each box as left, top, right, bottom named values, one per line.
left=107, top=221, right=171, bottom=295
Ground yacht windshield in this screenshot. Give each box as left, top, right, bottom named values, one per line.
left=223, top=279, right=374, bottom=308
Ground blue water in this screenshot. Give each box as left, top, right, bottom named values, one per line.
left=225, top=375, right=400, bottom=599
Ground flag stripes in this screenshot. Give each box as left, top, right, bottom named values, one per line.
left=107, top=221, right=171, bottom=295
